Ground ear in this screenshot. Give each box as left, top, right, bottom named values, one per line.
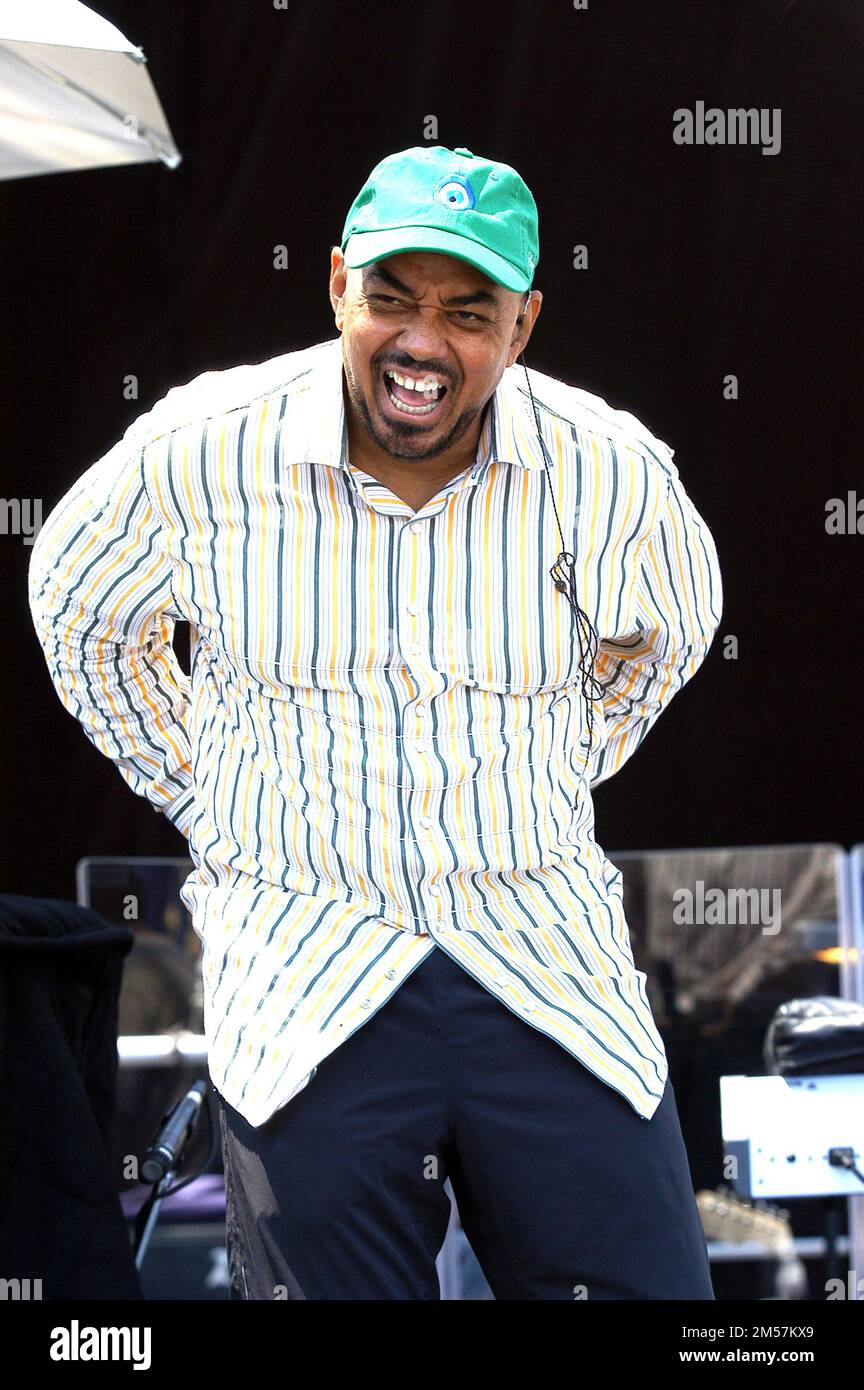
left=506, top=289, right=543, bottom=368
left=329, top=246, right=349, bottom=329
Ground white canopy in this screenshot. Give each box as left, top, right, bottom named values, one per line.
left=0, top=0, right=181, bottom=180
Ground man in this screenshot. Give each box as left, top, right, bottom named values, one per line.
left=29, top=145, right=722, bottom=1300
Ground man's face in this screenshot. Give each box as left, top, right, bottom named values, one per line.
left=330, top=249, right=542, bottom=463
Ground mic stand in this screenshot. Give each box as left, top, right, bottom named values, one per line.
left=131, top=1079, right=210, bottom=1270
left=133, top=1170, right=178, bottom=1270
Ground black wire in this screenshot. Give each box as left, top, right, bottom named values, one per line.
left=519, top=353, right=606, bottom=780
left=833, top=1152, right=864, bottom=1187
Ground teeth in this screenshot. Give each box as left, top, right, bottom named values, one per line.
left=383, top=367, right=447, bottom=416
left=386, top=369, right=442, bottom=395
left=386, top=388, right=440, bottom=414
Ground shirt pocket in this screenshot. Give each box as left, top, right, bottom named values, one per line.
left=435, top=614, right=587, bottom=697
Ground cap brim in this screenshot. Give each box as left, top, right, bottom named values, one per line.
left=342, top=226, right=531, bottom=292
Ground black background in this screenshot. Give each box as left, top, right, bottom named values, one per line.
left=2, top=0, right=862, bottom=900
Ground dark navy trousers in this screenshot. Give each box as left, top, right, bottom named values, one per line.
left=217, top=942, right=715, bottom=1300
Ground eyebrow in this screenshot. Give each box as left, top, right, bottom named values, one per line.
left=363, top=262, right=501, bottom=307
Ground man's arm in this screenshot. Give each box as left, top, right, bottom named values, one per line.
left=28, top=435, right=194, bottom=836
left=589, top=456, right=723, bottom=788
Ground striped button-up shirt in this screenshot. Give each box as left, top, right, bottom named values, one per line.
left=28, top=335, right=722, bottom=1127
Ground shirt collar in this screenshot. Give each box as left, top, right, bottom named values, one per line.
left=286, top=336, right=546, bottom=474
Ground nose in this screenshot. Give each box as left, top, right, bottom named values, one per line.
left=392, top=306, right=449, bottom=366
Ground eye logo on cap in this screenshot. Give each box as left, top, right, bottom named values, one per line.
left=433, top=173, right=476, bottom=211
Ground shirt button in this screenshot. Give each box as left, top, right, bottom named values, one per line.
left=410, top=522, right=422, bottom=534
left=361, top=999, right=372, bottom=1009
left=416, top=703, right=425, bottom=716
left=429, top=883, right=440, bottom=896
left=410, top=642, right=423, bottom=657
left=420, top=815, right=434, bottom=829
left=414, top=740, right=427, bottom=753
left=407, top=601, right=419, bottom=615
left=385, top=969, right=397, bottom=981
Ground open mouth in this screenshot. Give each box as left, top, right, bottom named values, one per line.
left=380, top=367, right=449, bottom=420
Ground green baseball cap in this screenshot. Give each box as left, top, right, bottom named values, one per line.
left=340, top=145, right=539, bottom=293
